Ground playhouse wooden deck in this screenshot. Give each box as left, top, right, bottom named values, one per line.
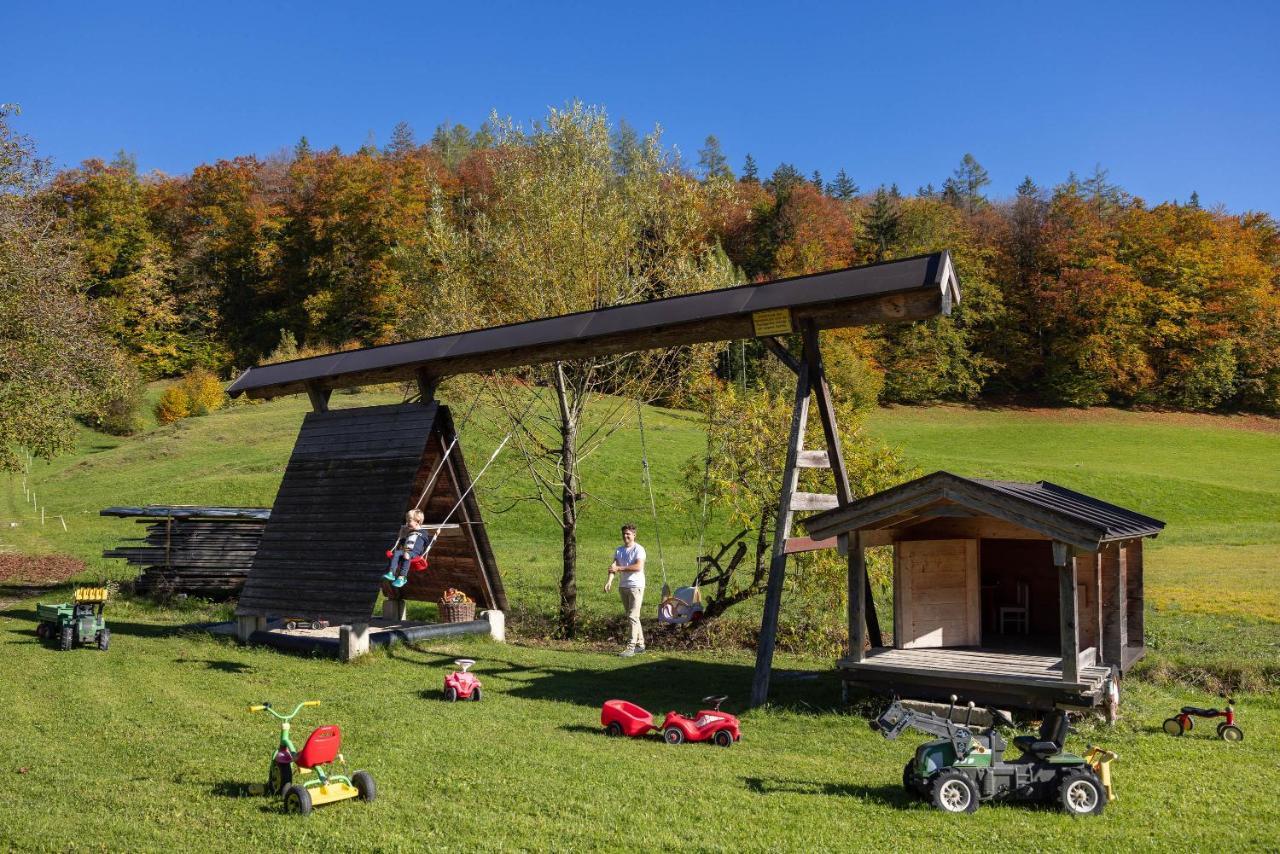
left=837, top=647, right=1116, bottom=711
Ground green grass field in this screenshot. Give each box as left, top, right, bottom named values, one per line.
left=2, top=392, right=1278, bottom=851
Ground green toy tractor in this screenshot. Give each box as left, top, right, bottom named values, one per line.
left=871, top=695, right=1117, bottom=816
left=36, top=586, right=110, bottom=651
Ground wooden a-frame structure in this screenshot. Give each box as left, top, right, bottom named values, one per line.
left=229, top=252, right=959, bottom=695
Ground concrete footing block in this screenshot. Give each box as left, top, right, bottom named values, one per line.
left=339, top=622, right=370, bottom=661
left=482, top=609, right=505, bottom=643
left=236, top=615, right=266, bottom=643
left=382, top=598, right=407, bottom=621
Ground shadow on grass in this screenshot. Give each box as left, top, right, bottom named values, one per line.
left=558, top=723, right=609, bottom=737
left=175, top=657, right=254, bottom=673
left=0, top=607, right=192, bottom=640
left=743, top=777, right=908, bottom=805
left=486, top=653, right=842, bottom=716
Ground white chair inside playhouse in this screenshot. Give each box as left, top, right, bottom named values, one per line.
left=999, top=580, right=1030, bottom=635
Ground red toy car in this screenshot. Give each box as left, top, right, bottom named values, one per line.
left=601, top=696, right=741, bottom=747
left=444, top=658, right=482, bottom=702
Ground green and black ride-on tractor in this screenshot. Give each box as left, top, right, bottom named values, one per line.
left=35, top=586, right=110, bottom=651
left=871, top=695, right=1117, bottom=816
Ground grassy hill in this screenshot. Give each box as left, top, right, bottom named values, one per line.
left=1, top=392, right=1278, bottom=850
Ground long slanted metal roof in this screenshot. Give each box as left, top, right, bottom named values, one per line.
left=228, top=251, right=960, bottom=399
left=804, top=470, right=1164, bottom=550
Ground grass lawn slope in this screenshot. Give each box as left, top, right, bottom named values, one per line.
left=1, top=394, right=1277, bottom=851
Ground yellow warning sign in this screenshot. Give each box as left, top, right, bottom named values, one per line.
left=751, top=308, right=793, bottom=337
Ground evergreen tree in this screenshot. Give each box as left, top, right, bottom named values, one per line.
left=916, top=182, right=936, bottom=199
left=765, top=162, right=803, bottom=195
left=697, top=134, right=733, bottom=180
left=831, top=168, right=859, bottom=199
left=611, top=119, right=642, bottom=175
left=741, top=153, right=759, bottom=183
left=293, top=136, right=312, bottom=160
left=948, top=153, right=990, bottom=213
left=387, top=121, right=416, bottom=157
left=811, top=169, right=824, bottom=192
left=1016, top=175, right=1039, bottom=198
left=863, top=186, right=901, bottom=262
left=1188, top=190, right=1201, bottom=209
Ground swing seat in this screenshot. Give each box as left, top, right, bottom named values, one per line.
left=409, top=556, right=428, bottom=572
left=658, top=586, right=705, bottom=625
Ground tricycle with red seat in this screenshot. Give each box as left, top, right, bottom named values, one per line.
left=249, top=700, right=376, bottom=815
left=601, top=695, right=742, bottom=747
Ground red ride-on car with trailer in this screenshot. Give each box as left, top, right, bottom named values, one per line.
left=601, top=696, right=742, bottom=747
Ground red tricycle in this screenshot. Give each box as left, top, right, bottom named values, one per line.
left=601, top=695, right=741, bottom=747
left=444, top=658, right=482, bottom=702
left=248, top=700, right=375, bottom=815
left=1163, top=696, right=1243, bottom=741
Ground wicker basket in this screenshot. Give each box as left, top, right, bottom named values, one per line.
left=440, top=600, right=475, bottom=623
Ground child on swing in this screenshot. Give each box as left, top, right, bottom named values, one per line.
left=383, top=509, right=435, bottom=588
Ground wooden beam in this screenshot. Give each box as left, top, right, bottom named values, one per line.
left=790, top=492, right=840, bottom=512
left=239, top=286, right=948, bottom=400
left=1057, top=541, right=1079, bottom=684
left=783, top=536, right=838, bottom=555
left=848, top=533, right=866, bottom=663
left=796, top=450, right=830, bottom=469
left=761, top=336, right=801, bottom=376
left=750, top=366, right=810, bottom=708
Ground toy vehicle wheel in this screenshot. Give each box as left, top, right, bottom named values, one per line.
left=283, top=784, right=312, bottom=815
left=59, top=626, right=73, bottom=651
left=97, top=629, right=110, bottom=651
left=1059, top=769, right=1105, bottom=816
left=713, top=729, right=733, bottom=748
left=930, top=769, right=979, bottom=814
left=605, top=721, right=623, bottom=737
left=471, top=686, right=483, bottom=702
left=268, top=760, right=292, bottom=795
left=352, top=770, right=376, bottom=802
left=285, top=620, right=297, bottom=631
left=36, top=622, right=49, bottom=640
left=663, top=726, right=685, bottom=745
left=1218, top=724, right=1244, bottom=742
left=1162, top=717, right=1184, bottom=736
left=444, top=686, right=458, bottom=703
left=903, top=762, right=924, bottom=799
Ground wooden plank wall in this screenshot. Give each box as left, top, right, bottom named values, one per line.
left=237, top=403, right=467, bottom=624
left=1124, top=540, right=1144, bottom=652
left=107, top=517, right=266, bottom=598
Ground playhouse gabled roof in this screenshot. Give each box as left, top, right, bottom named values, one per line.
left=803, top=471, right=1165, bottom=551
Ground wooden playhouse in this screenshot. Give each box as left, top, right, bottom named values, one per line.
left=803, top=471, right=1164, bottom=711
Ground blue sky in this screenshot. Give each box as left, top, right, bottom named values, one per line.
left=4, top=1, right=1277, bottom=213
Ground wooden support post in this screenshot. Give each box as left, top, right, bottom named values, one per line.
left=750, top=365, right=810, bottom=708
left=416, top=368, right=436, bottom=403
left=382, top=598, right=407, bottom=621
left=801, top=320, right=881, bottom=647
left=1100, top=543, right=1125, bottom=668
left=848, top=532, right=866, bottom=662
left=1055, top=541, right=1079, bottom=684
left=339, top=623, right=370, bottom=661
left=305, top=381, right=331, bottom=413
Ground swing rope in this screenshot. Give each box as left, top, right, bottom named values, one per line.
left=635, top=399, right=668, bottom=592
left=410, top=374, right=492, bottom=513
left=421, top=389, right=539, bottom=559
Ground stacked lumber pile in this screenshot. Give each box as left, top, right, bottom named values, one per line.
left=101, top=505, right=270, bottom=599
